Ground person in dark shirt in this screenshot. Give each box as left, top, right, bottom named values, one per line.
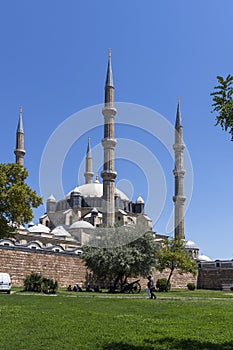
left=147, top=275, right=156, bottom=299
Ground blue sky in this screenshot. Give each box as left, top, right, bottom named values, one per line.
left=1, top=1, right=233, bottom=260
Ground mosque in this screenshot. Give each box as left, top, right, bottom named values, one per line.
left=1, top=51, right=211, bottom=263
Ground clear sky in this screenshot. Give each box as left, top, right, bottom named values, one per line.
left=1, top=1, right=233, bottom=260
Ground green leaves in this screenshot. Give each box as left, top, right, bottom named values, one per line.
left=82, top=231, right=158, bottom=286
left=0, top=163, right=42, bottom=237
left=211, top=74, right=233, bottom=140
left=154, top=237, right=197, bottom=286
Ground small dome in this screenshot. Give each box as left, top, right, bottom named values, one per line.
left=136, top=195, right=144, bottom=204
left=184, top=240, right=199, bottom=249
left=198, top=254, right=212, bottom=262
left=51, top=226, right=71, bottom=237
left=28, top=224, right=51, bottom=233
left=28, top=221, right=34, bottom=228
left=69, top=220, right=94, bottom=230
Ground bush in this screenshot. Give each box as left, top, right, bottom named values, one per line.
left=24, top=273, right=58, bottom=294
left=187, top=283, right=196, bottom=291
left=156, top=278, right=171, bottom=292
left=24, top=273, right=43, bottom=292
left=41, top=278, right=58, bottom=294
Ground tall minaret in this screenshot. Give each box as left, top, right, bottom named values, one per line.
left=101, top=49, right=117, bottom=226
left=84, top=136, right=94, bottom=184
left=173, top=98, right=186, bottom=239
left=14, top=106, right=26, bottom=166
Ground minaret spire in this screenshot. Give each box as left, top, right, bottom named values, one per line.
left=14, top=106, right=26, bottom=166
left=84, top=136, right=94, bottom=184
left=173, top=98, right=186, bottom=239
left=175, top=96, right=182, bottom=128
left=101, top=49, right=117, bottom=226
left=105, top=49, right=114, bottom=88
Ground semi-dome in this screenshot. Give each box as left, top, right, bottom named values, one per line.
left=67, top=182, right=129, bottom=201
left=51, top=226, right=71, bottom=237
left=198, top=254, right=212, bottom=262
left=28, top=224, right=51, bottom=233
left=184, top=240, right=199, bottom=249
left=69, top=220, right=94, bottom=230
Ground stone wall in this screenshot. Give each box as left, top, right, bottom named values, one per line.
left=0, top=246, right=87, bottom=287
left=197, top=268, right=233, bottom=290
left=152, top=270, right=197, bottom=289
left=0, top=245, right=197, bottom=289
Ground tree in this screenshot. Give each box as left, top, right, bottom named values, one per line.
left=154, top=237, right=197, bottom=289
left=211, top=74, right=233, bottom=140
left=0, top=163, right=42, bottom=237
left=82, top=231, right=157, bottom=288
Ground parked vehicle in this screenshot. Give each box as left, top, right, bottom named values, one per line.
left=0, top=273, right=11, bottom=294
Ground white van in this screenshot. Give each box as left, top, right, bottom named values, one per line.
left=0, top=273, right=11, bottom=294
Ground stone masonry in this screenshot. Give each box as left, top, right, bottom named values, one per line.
left=0, top=245, right=197, bottom=289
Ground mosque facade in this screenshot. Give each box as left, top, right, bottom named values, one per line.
left=2, top=51, right=210, bottom=262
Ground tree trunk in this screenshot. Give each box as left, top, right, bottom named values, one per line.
left=167, top=268, right=174, bottom=289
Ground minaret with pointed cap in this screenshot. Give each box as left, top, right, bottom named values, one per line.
left=14, top=106, right=26, bottom=166
left=173, top=98, right=186, bottom=239
left=84, top=136, right=94, bottom=184
left=101, top=49, right=117, bottom=226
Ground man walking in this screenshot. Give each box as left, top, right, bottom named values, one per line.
left=147, top=275, right=156, bottom=299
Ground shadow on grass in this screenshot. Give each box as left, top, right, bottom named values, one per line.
left=102, top=337, right=233, bottom=350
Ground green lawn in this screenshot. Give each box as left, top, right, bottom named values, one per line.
left=0, top=289, right=233, bottom=350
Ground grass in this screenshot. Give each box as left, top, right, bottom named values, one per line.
left=0, top=289, right=233, bottom=350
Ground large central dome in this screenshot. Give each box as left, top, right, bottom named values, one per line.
left=67, top=182, right=129, bottom=201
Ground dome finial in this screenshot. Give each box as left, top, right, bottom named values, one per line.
left=94, top=173, right=100, bottom=184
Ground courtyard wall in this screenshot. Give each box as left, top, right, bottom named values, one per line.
left=0, top=245, right=197, bottom=288
left=197, top=267, right=233, bottom=289
left=0, top=246, right=86, bottom=287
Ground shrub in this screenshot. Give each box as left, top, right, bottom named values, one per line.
left=187, top=283, right=196, bottom=291
left=24, top=273, right=43, bottom=292
left=156, top=278, right=171, bottom=292
left=24, top=273, right=58, bottom=294
left=41, top=278, right=58, bottom=294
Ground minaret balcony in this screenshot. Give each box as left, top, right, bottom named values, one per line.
left=173, top=169, right=185, bottom=176
left=173, top=143, right=185, bottom=151
left=102, top=106, right=117, bottom=118
left=14, top=148, right=26, bottom=156
left=101, top=138, right=117, bottom=149
left=101, top=170, right=117, bottom=181
left=173, top=195, right=186, bottom=203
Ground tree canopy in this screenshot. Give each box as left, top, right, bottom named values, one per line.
left=0, top=163, right=42, bottom=237
left=211, top=74, right=233, bottom=140
left=154, top=237, right=197, bottom=287
left=82, top=231, right=157, bottom=287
